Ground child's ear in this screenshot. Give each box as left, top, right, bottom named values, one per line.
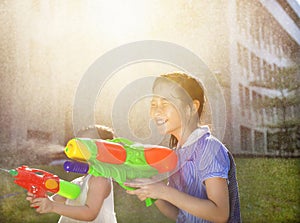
left=192, top=100, right=200, bottom=114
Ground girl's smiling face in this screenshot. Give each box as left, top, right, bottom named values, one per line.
left=150, top=79, right=191, bottom=139
left=150, top=96, right=182, bottom=137
left=150, top=73, right=203, bottom=147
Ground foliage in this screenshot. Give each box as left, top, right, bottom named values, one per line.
left=250, top=65, right=300, bottom=155
left=250, top=66, right=299, bottom=91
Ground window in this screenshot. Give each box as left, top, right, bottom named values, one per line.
left=250, top=52, right=260, bottom=81
left=265, top=96, right=273, bottom=123
left=237, top=43, right=249, bottom=77
left=258, top=94, right=264, bottom=124
left=254, top=130, right=264, bottom=152
left=252, top=91, right=259, bottom=123
left=239, top=84, right=245, bottom=116
left=240, top=125, right=252, bottom=151
left=245, top=87, right=251, bottom=120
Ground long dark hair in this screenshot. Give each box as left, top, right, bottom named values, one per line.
left=153, top=72, right=205, bottom=148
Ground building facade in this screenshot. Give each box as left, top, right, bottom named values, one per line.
left=228, top=0, right=300, bottom=155
left=0, top=0, right=299, bottom=155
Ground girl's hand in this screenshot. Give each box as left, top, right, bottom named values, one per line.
left=26, top=192, right=35, bottom=203
left=29, top=196, right=55, bottom=213
left=125, top=178, right=168, bottom=201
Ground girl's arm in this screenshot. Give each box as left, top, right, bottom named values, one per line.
left=27, top=193, right=67, bottom=204
left=50, top=194, right=67, bottom=203
left=127, top=177, right=229, bottom=223
left=28, top=176, right=111, bottom=221
left=166, top=177, right=229, bottom=223
left=155, top=199, right=179, bottom=220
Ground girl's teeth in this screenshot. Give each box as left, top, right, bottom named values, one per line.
left=157, top=119, right=167, bottom=125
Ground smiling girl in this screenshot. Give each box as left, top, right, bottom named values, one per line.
left=126, top=72, right=241, bottom=223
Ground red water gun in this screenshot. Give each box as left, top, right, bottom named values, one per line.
left=4, top=165, right=80, bottom=200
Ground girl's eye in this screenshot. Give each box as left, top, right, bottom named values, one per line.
left=162, top=100, right=171, bottom=107
left=150, top=98, right=171, bottom=108
left=151, top=102, right=157, bottom=108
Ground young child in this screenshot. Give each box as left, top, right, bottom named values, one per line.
left=27, top=125, right=117, bottom=223
left=126, top=72, right=241, bottom=223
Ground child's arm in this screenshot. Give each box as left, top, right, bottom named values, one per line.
left=165, top=177, right=229, bottom=223
left=50, top=194, right=67, bottom=204
left=154, top=199, right=179, bottom=220
left=127, top=177, right=229, bottom=223
left=28, top=176, right=111, bottom=221
left=27, top=193, right=67, bottom=204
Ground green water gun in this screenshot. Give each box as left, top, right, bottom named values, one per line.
left=63, top=137, right=178, bottom=207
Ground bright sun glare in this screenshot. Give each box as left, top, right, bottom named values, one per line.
left=87, top=0, right=149, bottom=40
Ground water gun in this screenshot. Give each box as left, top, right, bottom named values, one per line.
left=63, top=137, right=178, bottom=206
left=2, top=165, right=81, bottom=200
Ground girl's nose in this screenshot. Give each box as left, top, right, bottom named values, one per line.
left=151, top=105, right=163, bottom=117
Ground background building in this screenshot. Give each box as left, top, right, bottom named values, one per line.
left=0, top=0, right=299, bottom=155
left=229, top=0, right=300, bottom=155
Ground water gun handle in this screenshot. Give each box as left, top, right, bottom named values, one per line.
left=29, top=168, right=55, bottom=198
left=26, top=185, right=47, bottom=209
left=28, top=185, right=47, bottom=198
left=145, top=198, right=156, bottom=207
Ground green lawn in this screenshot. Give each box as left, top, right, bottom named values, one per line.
left=236, top=158, right=300, bottom=223
left=0, top=158, right=299, bottom=223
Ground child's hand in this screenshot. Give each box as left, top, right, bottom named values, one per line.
left=125, top=179, right=168, bottom=201
left=29, top=196, right=55, bottom=214
left=26, top=192, right=34, bottom=203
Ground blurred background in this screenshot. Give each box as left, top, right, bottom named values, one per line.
left=0, top=0, right=299, bottom=156
left=0, top=0, right=299, bottom=155
left=0, top=1, right=299, bottom=222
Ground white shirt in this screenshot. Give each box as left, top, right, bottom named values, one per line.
left=58, top=175, right=117, bottom=223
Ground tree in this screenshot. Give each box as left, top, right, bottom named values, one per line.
left=250, top=65, right=300, bottom=156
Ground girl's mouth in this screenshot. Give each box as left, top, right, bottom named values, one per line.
left=156, top=118, right=168, bottom=126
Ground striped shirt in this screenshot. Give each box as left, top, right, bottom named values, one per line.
left=169, top=126, right=241, bottom=223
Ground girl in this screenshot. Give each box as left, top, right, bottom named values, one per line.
left=27, top=125, right=117, bottom=223
left=126, top=72, right=241, bottom=223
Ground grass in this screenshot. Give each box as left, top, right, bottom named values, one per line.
left=0, top=166, right=59, bottom=223
left=236, top=158, right=300, bottom=223
left=0, top=158, right=299, bottom=223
